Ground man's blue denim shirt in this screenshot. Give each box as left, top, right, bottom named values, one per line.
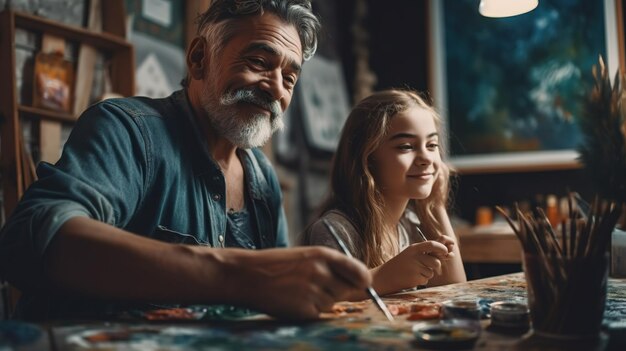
left=0, top=90, right=288, bottom=318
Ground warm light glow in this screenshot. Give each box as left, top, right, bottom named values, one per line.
left=479, top=0, right=539, bottom=18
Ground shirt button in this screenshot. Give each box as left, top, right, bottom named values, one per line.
left=212, top=194, right=221, bottom=201
left=218, top=234, right=224, bottom=243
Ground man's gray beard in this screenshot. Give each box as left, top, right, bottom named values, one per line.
left=201, top=88, right=284, bottom=149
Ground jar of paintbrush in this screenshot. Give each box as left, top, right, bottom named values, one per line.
left=498, top=196, right=622, bottom=340
left=523, top=252, right=608, bottom=338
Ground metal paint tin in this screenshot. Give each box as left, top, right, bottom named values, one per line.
left=442, top=299, right=480, bottom=321
left=489, top=301, right=530, bottom=329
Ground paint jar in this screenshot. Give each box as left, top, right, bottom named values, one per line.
left=611, top=227, right=626, bottom=278
left=441, top=298, right=481, bottom=330
left=488, top=301, right=529, bottom=334
left=412, top=321, right=480, bottom=350
left=523, top=252, right=608, bottom=339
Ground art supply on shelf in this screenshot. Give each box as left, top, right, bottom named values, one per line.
left=545, top=195, right=559, bottom=227
left=322, top=219, right=395, bottom=322
left=475, top=206, right=493, bottom=226
left=33, top=51, right=74, bottom=113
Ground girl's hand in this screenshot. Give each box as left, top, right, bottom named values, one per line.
left=373, top=240, right=449, bottom=293
left=431, top=235, right=456, bottom=260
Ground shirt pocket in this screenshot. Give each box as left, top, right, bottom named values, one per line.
left=153, top=225, right=211, bottom=247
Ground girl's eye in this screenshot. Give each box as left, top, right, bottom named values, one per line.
left=428, top=143, right=439, bottom=149
left=398, top=144, right=414, bottom=150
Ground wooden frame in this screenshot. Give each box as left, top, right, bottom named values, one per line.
left=429, top=0, right=626, bottom=174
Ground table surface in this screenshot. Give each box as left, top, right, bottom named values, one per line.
left=2, top=273, right=625, bottom=350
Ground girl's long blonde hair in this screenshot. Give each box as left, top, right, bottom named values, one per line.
left=318, top=89, right=452, bottom=268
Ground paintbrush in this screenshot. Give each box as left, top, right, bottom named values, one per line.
left=415, top=225, right=428, bottom=242
left=322, top=219, right=395, bottom=322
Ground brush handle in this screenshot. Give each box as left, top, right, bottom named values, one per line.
left=322, top=218, right=395, bottom=322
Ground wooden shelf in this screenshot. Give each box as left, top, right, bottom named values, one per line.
left=18, top=105, right=77, bottom=123
left=13, top=11, right=130, bottom=51
left=0, top=8, right=134, bottom=217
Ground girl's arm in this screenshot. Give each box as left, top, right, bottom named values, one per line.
left=426, top=206, right=467, bottom=286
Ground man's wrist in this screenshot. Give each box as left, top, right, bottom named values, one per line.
left=206, top=248, right=260, bottom=305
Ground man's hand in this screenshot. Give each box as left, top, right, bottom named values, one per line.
left=222, top=246, right=371, bottom=320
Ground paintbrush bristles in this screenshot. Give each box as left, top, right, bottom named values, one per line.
left=499, top=194, right=621, bottom=259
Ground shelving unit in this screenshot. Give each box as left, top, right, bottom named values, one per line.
left=0, top=9, right=134, bottom=218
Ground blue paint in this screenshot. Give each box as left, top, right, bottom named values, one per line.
left=0, top=321, right=43, bottom=345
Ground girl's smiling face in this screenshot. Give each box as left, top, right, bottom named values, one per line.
left=370, top=106, right=441, bottom=202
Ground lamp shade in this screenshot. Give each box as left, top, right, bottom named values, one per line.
left=479, top=0, right=538, bottom=18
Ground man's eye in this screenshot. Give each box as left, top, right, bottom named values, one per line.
left=248, top=58, right=265, bottom=67
left=284, top=75, right=297, bottom=87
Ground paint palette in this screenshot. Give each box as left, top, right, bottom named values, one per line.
left=54, top=320, right=415, bottom=350
left=135, top=305, right=262, bottom=321
left=327, top=300, right=368, bottom=316
left=387, top=302, right=442, bottom=321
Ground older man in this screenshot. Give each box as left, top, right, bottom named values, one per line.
left=0, top=0, right=370, bottom=320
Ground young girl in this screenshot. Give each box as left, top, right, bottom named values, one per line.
left=301, top=89, right=466, bottom=297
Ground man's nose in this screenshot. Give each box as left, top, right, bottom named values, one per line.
left=259, top=70, right=285, bottom=104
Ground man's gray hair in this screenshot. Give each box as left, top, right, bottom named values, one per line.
left=182, top=0, right=320, bottom=87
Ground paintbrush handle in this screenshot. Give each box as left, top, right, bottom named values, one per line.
left=366, top=287, right=396, bottom=322
left=415, top=225, right=428, bottom=242
left=322, top=218, right=395, bottom=322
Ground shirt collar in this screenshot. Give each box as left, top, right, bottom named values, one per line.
left=171, top=89, right=221, bottom=177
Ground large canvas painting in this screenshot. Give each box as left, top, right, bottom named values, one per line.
left=430, top=0, right=623, bottom=173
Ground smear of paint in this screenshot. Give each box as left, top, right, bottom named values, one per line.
left=0, top=321, right=43, bottom=345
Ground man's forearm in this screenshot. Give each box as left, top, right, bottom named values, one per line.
left=44, top=216, right=237, bottom=303
left=43, top=217, right=371, bottom=319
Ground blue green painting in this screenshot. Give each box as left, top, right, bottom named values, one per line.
left=442, top=0, right=608, bottom=156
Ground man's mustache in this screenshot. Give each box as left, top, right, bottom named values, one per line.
left=220, top=88, right=282, bottom=120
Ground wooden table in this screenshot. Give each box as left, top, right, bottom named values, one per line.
left=1, top=273, right=625, bottom=350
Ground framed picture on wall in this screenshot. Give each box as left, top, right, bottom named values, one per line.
left=429, top=0, right=625, bottom=174
left=126, top=0, right=187, bottom=98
